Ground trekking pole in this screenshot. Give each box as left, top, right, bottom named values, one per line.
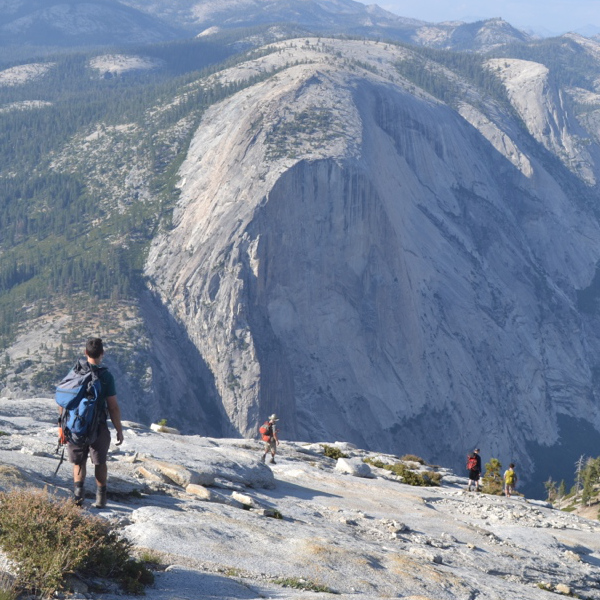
left=53, top=423, right=67, bottom=477
left=53, top=444, right=65, bottom=477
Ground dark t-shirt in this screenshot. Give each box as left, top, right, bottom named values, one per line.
left=97, top=367, right=116, bottom=400
left=90, top=364, right=116, bottom=424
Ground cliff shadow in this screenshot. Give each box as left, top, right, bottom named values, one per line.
left=525, top=415, right=600, bottom=500
left=134, top=288, right=233, bottom=437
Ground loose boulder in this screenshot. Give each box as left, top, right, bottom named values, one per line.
left=335, top=457, right=373, bottom=478
left=186, top=484, right=218, bottom=501
left=144, top=459, right=214, bottom=487
left=232, top=491, right=260, bottom=508
left=150, top=423, right=181, bottom=435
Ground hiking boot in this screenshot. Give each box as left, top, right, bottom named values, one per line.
left=270, top=458, right=276, bottom=464
left=94, top=486, right=107, bottom=508
left=260, top=454, right=265, bottom=463
left=74, top=484, right=85, bottom=507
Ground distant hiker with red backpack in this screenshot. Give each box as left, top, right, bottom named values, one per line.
left=466, top=448, right=482, bottom=491
left=56, top=338, right=124, bottom=508
left=260, top=414, right=279, bottom=464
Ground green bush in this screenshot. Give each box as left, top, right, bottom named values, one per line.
left=0, top=588, right=16, bottom=600
left=321, top=445, right=348, bottom=460
left=400, top=454, right=426, bottom=465
left=0, top=488, right=153, bottom=597
left=481, top=458, right=503, bottom=495
left=0, top=573, right=16, bottom=600
left=363, top=458, right=440, bottom=487
left=273, top=577, right=335, bottom=593
left=135, top=549, right=163, bottom=568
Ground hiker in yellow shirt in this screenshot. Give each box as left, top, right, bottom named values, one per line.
left=504, top=463, right=517, bottom=497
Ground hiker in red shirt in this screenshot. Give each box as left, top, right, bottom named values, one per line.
left=466, top=448, right=482, bottom=492
left=260, top=414, right=279, bottom=464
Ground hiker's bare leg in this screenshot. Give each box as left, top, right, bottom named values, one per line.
left=73, top=463, right=86, bottom=505
left=95, top=464, right=107, bottom=487
left=74, top=462, right=86, bottom=484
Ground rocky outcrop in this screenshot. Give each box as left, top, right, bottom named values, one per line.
left=145, top=38, right=600, bottom=483
left=414, top=17, right=530, bottom=51
left=487, top=57, right=596, bottom=183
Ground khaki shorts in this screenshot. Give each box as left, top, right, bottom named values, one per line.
left=67, top=423, right=111, bottom=466
left=264, top=439, right=277, bottom=454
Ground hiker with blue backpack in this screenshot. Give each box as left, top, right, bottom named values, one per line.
left=56, top=338, right=124, bottom=508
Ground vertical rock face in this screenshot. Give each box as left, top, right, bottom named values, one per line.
left=146, top=39, right=600, bottom=479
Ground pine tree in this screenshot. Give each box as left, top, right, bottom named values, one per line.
left=544, top=477, right=557, bottom=503
left=581, top=457, right=600, bottom=507
left=575, top=455, right=586, bottom=493
left=482, top=458, right=503, bottom=495
left=557, top=479, right=567, bottom=509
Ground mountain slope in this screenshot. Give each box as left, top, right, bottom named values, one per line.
left=119, top=0, right=530, bottom=51
left=0, top=0, right=183, bottom=48
left=144, top=38, right=600, bottom=484
left=119, top=0, right=424, bottom=32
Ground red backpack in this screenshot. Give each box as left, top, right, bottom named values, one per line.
left=259, top=421, right=273, bottom=442
left=466, top=454, right=478, bottom=471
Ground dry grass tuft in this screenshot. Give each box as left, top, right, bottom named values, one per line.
left=0, top=487, right=153, bottom=596
left=0, top=466, right=25, bottom=486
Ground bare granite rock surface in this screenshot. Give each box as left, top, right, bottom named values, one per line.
left=1, top=399, right=600, bottom=599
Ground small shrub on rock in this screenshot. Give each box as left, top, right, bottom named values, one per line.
left=321, top=445, right=348, bottom=460
left=273, top=577, right=335, bottom=593
left=363, top=458, right=440, bottom=487
left=136, top=549, right=163, bottom=568
left=420, top=470, right=443, bottom=486
left=0, top=488, right=153, bottom=597
left=0, top=573, right=17, bottom=600
left=400, top=454, right=426, bottom=465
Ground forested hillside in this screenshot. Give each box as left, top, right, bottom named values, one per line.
left=0, top=31, right=282, bottom=404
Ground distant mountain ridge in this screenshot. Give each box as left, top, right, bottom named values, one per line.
left=0, top=0, right=532, bottom=56
left=0, top=0, right=183, bottom=48
left=120, top=0, right=531, bottom=51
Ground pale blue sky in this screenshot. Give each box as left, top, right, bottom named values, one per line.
left=375, top=0, right=600, bottom=35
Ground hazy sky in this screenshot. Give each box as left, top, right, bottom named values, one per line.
left=376, top=0, right=600, bottom=35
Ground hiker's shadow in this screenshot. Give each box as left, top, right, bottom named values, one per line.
left=563, top=545, right=600, bottom=567
left=141, top=567, right=262, bottom=600
left=262, top=479, right=342, bottom=501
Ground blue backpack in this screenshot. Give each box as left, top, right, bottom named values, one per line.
left=55, top=360, right=106, bottom=446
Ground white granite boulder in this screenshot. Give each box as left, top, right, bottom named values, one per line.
left=150, top=423, right=181, bottom=435
left=335, top=457, right=373, bottom=478
left=143, top=458, right=214, bottom=487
